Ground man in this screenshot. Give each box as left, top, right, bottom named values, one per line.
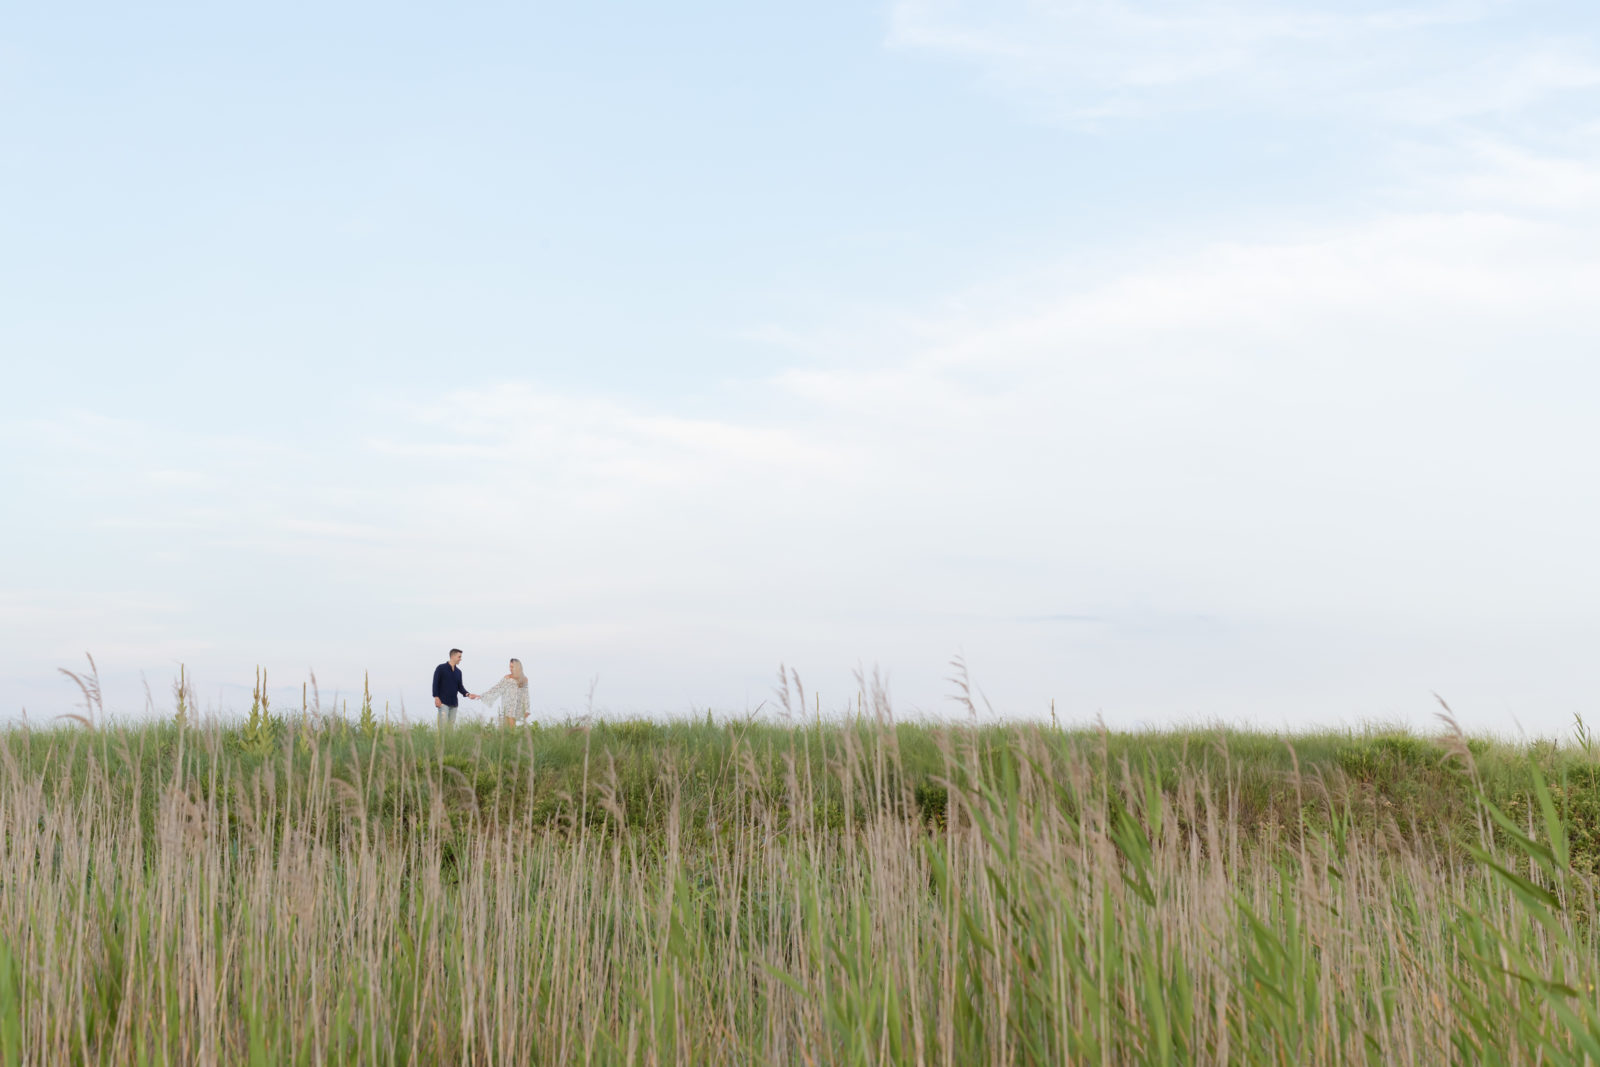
left=432, top=648, right=478, bottom=727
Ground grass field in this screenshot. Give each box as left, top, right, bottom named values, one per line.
left=4, top=675, right=1600, bottom=1064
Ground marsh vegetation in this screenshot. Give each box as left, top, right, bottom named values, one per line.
left=4, top=671, right=1600, bottom=1064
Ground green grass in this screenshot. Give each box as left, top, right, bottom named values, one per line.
left=2, top=706, right=1598, bottom=1064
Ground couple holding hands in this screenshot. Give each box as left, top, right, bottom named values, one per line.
left=432, top=648, right=530, bottom=727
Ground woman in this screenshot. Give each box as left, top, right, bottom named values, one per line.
left=479, top=658, right=531, bottom=727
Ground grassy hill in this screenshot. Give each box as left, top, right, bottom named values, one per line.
left=3, top=709, right=1599, bottom=1063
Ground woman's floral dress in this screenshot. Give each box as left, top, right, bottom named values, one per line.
left=480, top=678, right=530, bottom=724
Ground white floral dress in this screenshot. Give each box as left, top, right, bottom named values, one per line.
left=480, top=678, right=530, bottom=723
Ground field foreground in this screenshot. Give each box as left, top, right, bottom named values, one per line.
left=3, top=705, right=1600, bottom=1065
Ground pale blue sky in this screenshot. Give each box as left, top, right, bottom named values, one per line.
left=6, top=1, right=1600, bottom=732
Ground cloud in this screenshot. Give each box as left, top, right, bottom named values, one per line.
left=1438, top=137, right=1600, bottom=212
left=389, top=382, right=851, bottom=493
left=753, top=142, right=1600, bottom=655
left=887, top=0, right=1600, bottom=123
left=11, top=129, right=1600, bottom=730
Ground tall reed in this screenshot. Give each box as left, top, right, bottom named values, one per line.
left=0, top=708, right=1596, bottom=1065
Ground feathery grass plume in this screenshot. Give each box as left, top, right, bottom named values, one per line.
left=58, top=652, right=103, bottom=726
left=946, top=654, right=977, bottom=723
left=171, top=662, right=190, bottom=729
left=358, top=672, right=377, bottom=737
left=240, top=665, right=274, bottom=755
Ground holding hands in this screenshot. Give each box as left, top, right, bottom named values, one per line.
left=434, top=650, right=528, bottom=726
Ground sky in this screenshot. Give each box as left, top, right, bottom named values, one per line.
left=4, top=1, right=1600, bottom=735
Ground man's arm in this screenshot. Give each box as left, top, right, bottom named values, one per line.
left=432, top=664, right=446, bottom=706
left=458, top=673, right=478, bottom=700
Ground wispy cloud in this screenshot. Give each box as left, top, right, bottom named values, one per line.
left=888, top=0, right=1599, bottom=123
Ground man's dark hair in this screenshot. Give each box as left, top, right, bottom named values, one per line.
left=449, top=648, right=463, bottom=656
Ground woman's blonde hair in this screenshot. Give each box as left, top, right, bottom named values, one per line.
left=509, top=658, right=528, bottom=687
